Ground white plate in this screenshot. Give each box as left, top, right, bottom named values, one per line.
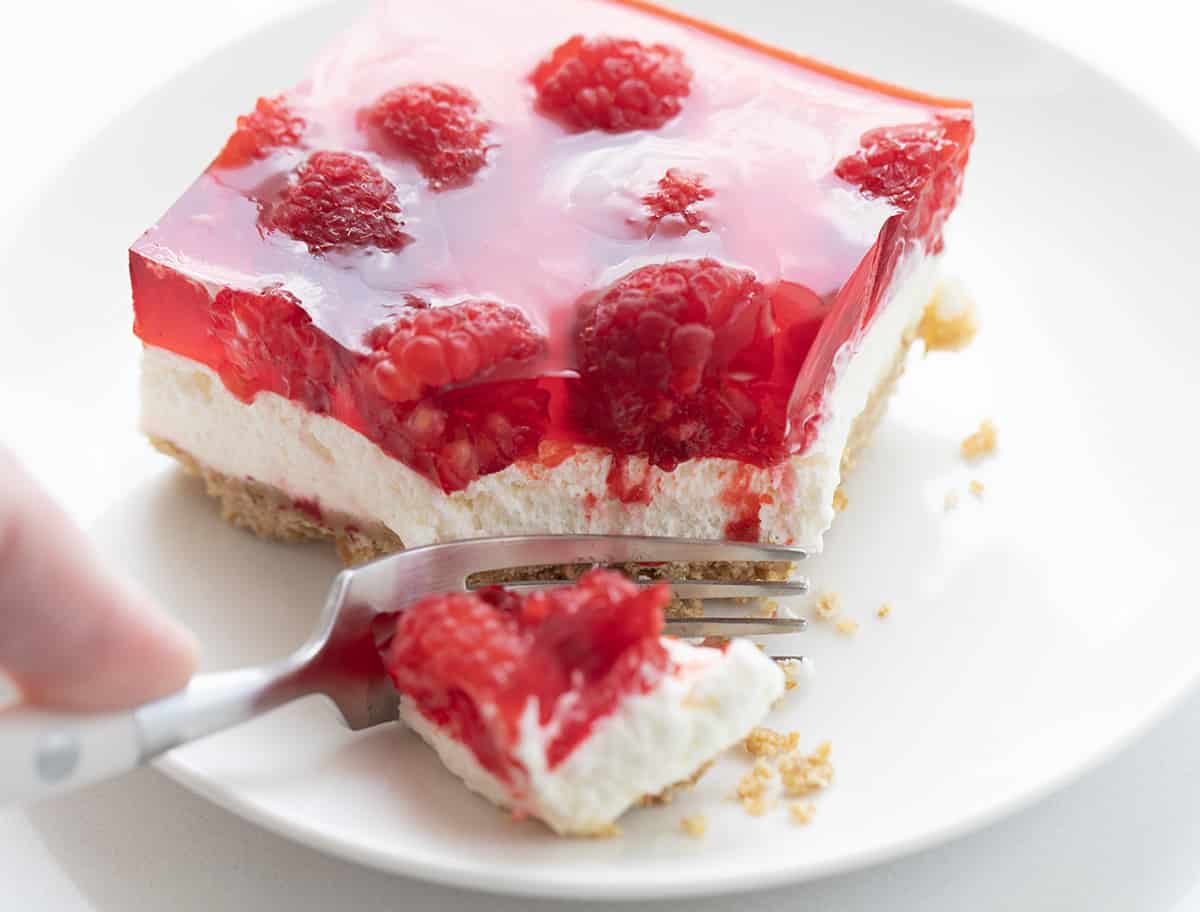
left=3, top=0, right=1199, bottom=900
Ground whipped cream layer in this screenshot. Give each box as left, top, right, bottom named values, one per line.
left=140, top=254, right=939, bottom=549
left=399, top=638, right=783, bottom=835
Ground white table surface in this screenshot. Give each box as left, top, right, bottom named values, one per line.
left=3, top=1, right=1199, bottom=908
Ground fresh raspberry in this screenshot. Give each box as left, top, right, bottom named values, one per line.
left=366, top=298, right=543, bottom=403
left=382, top=569, right=670, bottom=780
left=574, top=259, right=781, bottom=469
left=641, top=168, right=712, bottom=236
left=212, top=95, right=305, bottom=169
left=210, top=286, right=335, bottom=412
left=363, top=83, right=491, bottom=190
left=386, top=589, right=530, bottom=781
left=834, top=114, right=973, bottom=249
left=531, top=35, right=692, bottom=132
left=261, top=151, right=409, bottom=254
left=360, top=380, right=549, bottom=492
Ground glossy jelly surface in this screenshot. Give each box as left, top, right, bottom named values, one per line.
left=131, top=0, right=973, bottom=494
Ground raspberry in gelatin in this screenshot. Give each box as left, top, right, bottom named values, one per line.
left=261, top=151, right=410, bottom=254
left=209, top=287, right=335, bottom=413
left=366, top=298, right=544, bottom=403
left=835, top=115, right=973, bottom=250
left=364, top=82, right=492, bottom=190
left=212, top=95, right=305, bottom=169
left=642, top=168, right=713, bottom=236
left=531, top=35, right=692, bottom=132
left=574, top=259, right=782, bottom=470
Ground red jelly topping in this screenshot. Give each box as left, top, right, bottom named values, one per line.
left=382, top=569, right=670, bottom=783
left=130, top=0, right=973, bottom=505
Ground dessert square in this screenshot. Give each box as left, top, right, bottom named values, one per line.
left=132, top=0, right=974, bottom=556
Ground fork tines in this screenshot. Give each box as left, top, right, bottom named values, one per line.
left=455, top=535, right=810, bottom=644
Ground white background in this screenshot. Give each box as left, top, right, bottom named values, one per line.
left=3, top=1, right=1199, bottom=908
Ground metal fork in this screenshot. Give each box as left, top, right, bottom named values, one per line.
left=0, top=534, right=807, bottom=806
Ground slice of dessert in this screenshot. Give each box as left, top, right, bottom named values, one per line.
left=380, top=569, right=783, bottom=834
left=133, top=0, right=974, bottom=561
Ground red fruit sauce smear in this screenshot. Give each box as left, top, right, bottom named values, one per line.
left=381, top=569, right=671, bottom=784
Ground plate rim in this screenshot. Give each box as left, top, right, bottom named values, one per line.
left=12, top=0, right=1200, bottom=898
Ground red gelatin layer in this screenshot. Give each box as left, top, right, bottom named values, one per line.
left=381, top=569, right=671, bottom=784
left=131, top=0, right=973, bottom=495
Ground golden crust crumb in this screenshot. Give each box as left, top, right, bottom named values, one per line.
left=735, top=760, right=776, bottom=815
left=680, top=814, right=708, bottom=838
left=918, top=287, right=978, bottom=352
left=814, top=591, right=840, bottom=621
left=778, top=741, right=834, bottom=798
left=744, top=726, right=801, bottom=758
left=583, top=823, right=622, bottom=839
left=835, top=618, right=859, bottom=636
left=969, top=479, right=985, bottom=497
left=789, top=801, right=817, bottom=825
left=832, top=487, right=848, bottom=513
left=731, top=737, right=835, bottom=820
left=780, top=658, right=807, bottom=691
left=960, top=420, right=997, bottom=460
left=877, top=603, right=892, bottom=619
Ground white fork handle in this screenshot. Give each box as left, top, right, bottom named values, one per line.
left=0, top=660, right=313, bottom=806
left=0, top=707, right=141, bottom=805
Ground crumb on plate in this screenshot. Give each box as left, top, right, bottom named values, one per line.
left=944, top=490, right=960, bottom=511
left=918, top=282, right=978, bottom=352
left=732, top=738, right=835, bottom=819
left=877, top=603, right=892, bottom=619
left=832, top=487, right=848, bottom=512
left=969, top=479, right=985, bottom=497
left=835, top=618, right=859, bottom=636
left=744, top=726, right=800, bottom=758
left=778, top=741, right=834, bottom=798
left=735, top=760, right=776, bottom=816
left=680, top=814, right=708, bottom=838
left=960, top=420, right=997, bottom=460
left=583, top=823, right=622, bottom=839
left=789, top=801, right=817, bottom=825
left=779, top=658, right=808, bottom=691
left=814, top=591, right=840, bottom=621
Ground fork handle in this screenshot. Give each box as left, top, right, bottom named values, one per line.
left=0, top=659, right=312, bottom=806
